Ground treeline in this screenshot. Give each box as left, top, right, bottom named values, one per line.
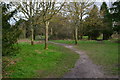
left=1, top=1, right=120, bottom=56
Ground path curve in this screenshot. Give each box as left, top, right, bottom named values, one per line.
left=50, top=41, right=117, bottom=78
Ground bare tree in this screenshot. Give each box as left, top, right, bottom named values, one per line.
left=14, top=0, right=64, bottom=49
left=15, top=0, right=42, bottom=45
left=37, top=1, right=64, bottom=49
left=65, top=1, right=93, bottom=44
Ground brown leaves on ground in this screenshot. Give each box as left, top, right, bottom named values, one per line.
left=2, top=58, right=20, bottom=78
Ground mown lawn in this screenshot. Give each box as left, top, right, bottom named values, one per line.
left=53, top=40, right=119, bottom=75
left=3, top=42, right=79, bottom=78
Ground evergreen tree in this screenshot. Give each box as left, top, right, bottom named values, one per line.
left=100, top=2, right=113, bottom=40
left=85, top=5, right=102, bottom=40
left=110, top=1, right=120, bottom=34
left=2, top=2, right=21, bottom=56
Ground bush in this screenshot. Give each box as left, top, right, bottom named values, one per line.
left=2, top=3, right=21, bottom=56
left=2, top=26, right=21, bottom=56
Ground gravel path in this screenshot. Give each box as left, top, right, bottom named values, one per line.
left=50, top=41, right=118, bottom=78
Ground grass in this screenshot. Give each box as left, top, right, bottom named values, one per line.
left=52, top=40, right=119, bottom=75
left=3, top=42, right=79, bottom=78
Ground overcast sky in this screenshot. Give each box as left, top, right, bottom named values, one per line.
left=7, top=1, right=116, bottom=25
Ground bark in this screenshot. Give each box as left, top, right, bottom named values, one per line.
left=45, top=21, right=49, bottom=49
left=33, top=33, right=35, bottom=40
left=33, top=29, right=36, bottom=40
left=103, top=33, right=109, bottom=40
left=74, top=27, right=78, bottom=45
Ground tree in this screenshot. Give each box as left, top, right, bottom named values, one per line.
left=77, top=2, right=93, bottom=40
left=2, top=2, right=21, bottom=56
left=110, top=1, right=120, bottom=34
left=65, top=1, right=93, bottom=44
left=14, top=1, right=64, bottom=49
left=85, top=5, right=103, bottom=40
left=100, top=2, right=113, bottom=40
left=16, top=1, right=41, bottom=45
left=37, top=2, right=64, bottom=49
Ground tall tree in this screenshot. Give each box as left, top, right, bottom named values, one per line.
left=2, top=2, right=21, bottom=56
left=16, top=0, right=41, bottom=45
left=110, top=1, right=120, bottom=34
left=100, top=2, right=113, bottom=40
left=85, top=5, right=103, bottom=40
left=37, top=2, right=64, bottom=49
left=65, top=1, right=93, bottom=44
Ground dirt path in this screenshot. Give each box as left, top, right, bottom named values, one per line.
left=50, top=41, right=117, bottom=78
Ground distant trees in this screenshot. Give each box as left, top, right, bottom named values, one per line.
left=49, top=14, right=72, bottom=40
left=2, top=1, right=119, bottom=54
left=35, top=2, right=116, bottom=41
left=83, top=2, right=117, bottom=40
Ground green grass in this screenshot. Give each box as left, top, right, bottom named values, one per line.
left=3, top=42, right=79, bottom=78
left=82, top=36, right=88, bottom=40
left=52, top=40, right=119, bottom=75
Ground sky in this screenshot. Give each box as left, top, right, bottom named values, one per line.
left=1, top=0, right=117, bottom=2
left=5, top=0, right=116, bottom=25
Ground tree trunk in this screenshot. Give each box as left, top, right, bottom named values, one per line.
left=45, top=21, right=49, bottom=49
left=103, top=33, right=109, bottom=40
left=33, top=33, right=35, bottom=40
left=33, top=29, right=35, bottom=40
left=74, top=27, right=78, bottom=45
left=31, top=28, right=34, bottom=45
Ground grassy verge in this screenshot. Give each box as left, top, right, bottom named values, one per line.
left=52, top=40, right=119, bottom=75
left=3, top=42, right=79, bottom=78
